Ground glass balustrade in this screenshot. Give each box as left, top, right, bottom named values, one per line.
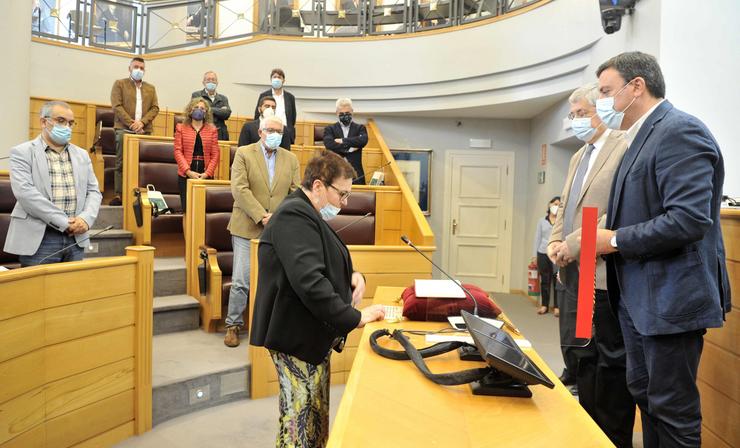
left=30, top=0, right=542, bottom=53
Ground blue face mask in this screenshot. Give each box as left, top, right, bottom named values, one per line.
left=131, top=68, right=144, bottom=82
left=264, top=132, right=282, bottom=149
left=191, top=108, right=206, bottom=121
left=320, top=203, right=341, bottom=220
left=48, top=123, right=72, bottom=145
left=271, top=78, right=283, bottom=89
left=571, top=117, right=597, bottom=142
left=205, top=82, right=217, bottom=92
left=596, top=81, right=636, bottom=130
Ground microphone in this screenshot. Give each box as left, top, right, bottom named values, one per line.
left=37, top=225, right=114, bottom=264
left=400, top=235, right=479, bottom=317
left=353, top=160, right=392, bottom=184
left=333, top=212, right=372, bottom=233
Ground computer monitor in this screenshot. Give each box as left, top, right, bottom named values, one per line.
left=461, top=310, right=555, bottom=396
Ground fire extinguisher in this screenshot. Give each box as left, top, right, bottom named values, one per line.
left=528, top=260, right=540, bottom=296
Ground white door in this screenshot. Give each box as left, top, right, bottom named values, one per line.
left=443, top=151, right=514, bottom=292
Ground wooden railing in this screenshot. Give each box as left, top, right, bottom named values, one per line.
left=0, top=246, right=154, bottom=447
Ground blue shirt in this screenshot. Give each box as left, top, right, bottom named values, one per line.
left=533, top=217, right=554, bottom=256
left=260, top=142, right=276, bottom=186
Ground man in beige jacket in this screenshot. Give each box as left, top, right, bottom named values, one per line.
left=110, top=57, right=159, bottom=205
left=224, top=116, right=300, bottom=347
left=548, top=82, right=634, bottom=447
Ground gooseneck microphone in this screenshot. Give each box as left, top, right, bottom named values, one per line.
left=400, top=235, right=479, bottom=316
left=37, top=225, right=115, bottom=264
left=334, top=212, right=373, bottom=233
left=353, top=160, right=393, bottom=184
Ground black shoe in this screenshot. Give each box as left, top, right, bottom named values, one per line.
left=559, top=370, right=576, bottom=386
left=109, top=196, right=122, bottom=206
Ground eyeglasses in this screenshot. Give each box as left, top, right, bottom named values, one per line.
left=567, top=110, right=594, bottom=120
left=328, top=183, right=351, bottom=201
left=261, top=128, right=283, bottom=135
left=45, top=116, right=76, bottom=128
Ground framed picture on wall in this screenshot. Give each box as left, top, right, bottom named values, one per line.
left=390, top=149, right=432, bottom=215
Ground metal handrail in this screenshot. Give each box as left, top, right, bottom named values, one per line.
left=30, top=0, right=542, bottom=54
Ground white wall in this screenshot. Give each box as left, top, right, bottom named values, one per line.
left=659, top=0, right=740, bottom=196
left=1, top=0, right=32, bottom=167
left=370, top=116, right=531, bottom=288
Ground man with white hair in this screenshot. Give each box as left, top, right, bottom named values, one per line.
left=547, top=82, right=634, bottom=447
left=192, top=70, right=232, bottom=140
left=5, top=101, right=102, bottom=266
left=224, top=116, right=301, bottom=347
left=323, top=98, right=368, bottom=184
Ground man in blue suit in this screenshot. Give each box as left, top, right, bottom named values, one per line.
left=594, top=52, right=731, bottom=447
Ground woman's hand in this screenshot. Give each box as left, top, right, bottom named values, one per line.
left=357, top=304, right=385, bottom=328
left=186, top=170, right=200, bottom=179
left=350, top=272, right=366, bottom=306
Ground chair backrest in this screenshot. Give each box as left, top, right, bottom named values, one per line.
left=314, top=125, right=325, bottom=145
left=328, top=191, right=376, bottom=245
left=95, top=107, right=114, bottom=127
left=204, top=187, right=234, bottom=275
left=173, top=115, right=185, bottom=134
left=229, top=145, right=238, bottom=168
left=138, top=140, right=181, bottom=212
left=0, top=179, right=20, bottom=268
left=95, top=107, right=117, bottom=155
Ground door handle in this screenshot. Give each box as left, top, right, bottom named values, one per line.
left=452, top=219, right=457, bottom=235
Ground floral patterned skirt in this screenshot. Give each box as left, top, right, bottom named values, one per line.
left=269, top=350, right=331, bottom=448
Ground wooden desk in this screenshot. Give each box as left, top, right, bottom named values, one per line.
left=328, top=286, right=613, bottom=447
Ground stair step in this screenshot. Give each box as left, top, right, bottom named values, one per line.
left=153, top=295, right=200, bottom=335
left=152, top=330, right=250, bottom=425
left=154, top=257, right=187, bottom=297
left=84, top=229, right=133, bottom=258
left=94, top=205, right=123, bottom=229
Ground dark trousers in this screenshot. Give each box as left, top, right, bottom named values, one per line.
left=536, top=252, right=558, bottom=308
left=560, top=265, right=635, bottom=447
left=618, top=301, right=704, bottom=448
left=178, top=176, right=190, bottom=214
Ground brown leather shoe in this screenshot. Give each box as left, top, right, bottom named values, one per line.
left=224, top=326, right=240, bottom=347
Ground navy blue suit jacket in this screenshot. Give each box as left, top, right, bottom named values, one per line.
left=605, top=100, right=731, bottom=336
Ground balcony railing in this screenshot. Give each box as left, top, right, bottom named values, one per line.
left=31, top=0, right=541, bottom=53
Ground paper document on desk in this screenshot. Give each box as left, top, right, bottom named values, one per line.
left=414, top=279, right=466, bottom=298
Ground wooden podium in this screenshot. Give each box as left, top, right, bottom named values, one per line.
left=327, top=286, right=614, bottom=447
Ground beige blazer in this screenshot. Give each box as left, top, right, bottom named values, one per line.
left=227, top=143, right=301, bottom=239
left=549, top=129, right=628, bottom=290
left=110, top=78, right=160, bottom=133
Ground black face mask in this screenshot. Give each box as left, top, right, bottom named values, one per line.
left=339, top=113, right=352, bottom=126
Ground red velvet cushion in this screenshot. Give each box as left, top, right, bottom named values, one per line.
left=401, top=283, right=502, bottom=321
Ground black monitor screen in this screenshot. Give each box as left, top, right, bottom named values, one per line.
left=461, top=310, right=555, bottom=388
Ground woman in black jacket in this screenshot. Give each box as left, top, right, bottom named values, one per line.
left=250, top=151, right=385, bottom=447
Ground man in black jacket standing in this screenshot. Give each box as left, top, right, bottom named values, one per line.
left=239, top=96, right=276, bottom=147
left=192, top=70, right=232, bottom=140
left=323, top=98, right=368, bottom=184
left=253, top=68, right=296, bottom=150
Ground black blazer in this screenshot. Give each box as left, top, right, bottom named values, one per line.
left=323, top=121, right=368, bottom=184
left=238, top=119, right=260, bottom=147
left=605, top=100, right=731, bottom=336
left=249, top=189, right=362, bottom=365
left=254, top=89, right=297, bottom=148
left=192, top=89, right=232, bottom=140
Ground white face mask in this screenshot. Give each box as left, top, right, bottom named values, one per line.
left=550, top=205, right=559, bottom=216
left=262, top=107, right=275, bottom=119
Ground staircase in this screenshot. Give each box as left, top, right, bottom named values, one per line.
left=89, top=206, right=251, bottom=426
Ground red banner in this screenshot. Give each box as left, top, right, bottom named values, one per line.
left=575, top=207, right=598, bottom=339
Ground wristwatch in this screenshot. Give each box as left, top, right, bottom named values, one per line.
left=609, top=232, right=618, bottom=249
